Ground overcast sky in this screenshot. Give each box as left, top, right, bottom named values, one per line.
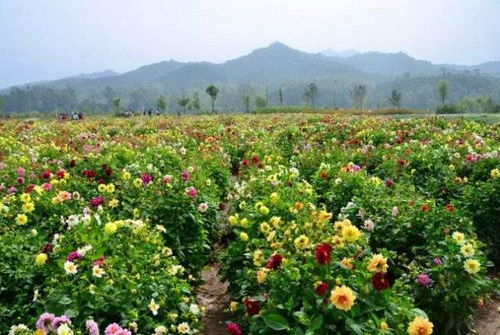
left=1, top=0, right=499, bottom=88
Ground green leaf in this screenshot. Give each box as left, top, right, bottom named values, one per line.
left=263, top=313, right=289, bottom=330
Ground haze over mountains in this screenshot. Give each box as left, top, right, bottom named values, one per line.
left=2, top=42, right=500, bottom=113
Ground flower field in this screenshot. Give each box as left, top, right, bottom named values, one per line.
left=1, top=114, right=498, bottom=335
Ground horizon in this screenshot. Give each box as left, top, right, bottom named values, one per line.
left=1, top=0, right=499, bottom=89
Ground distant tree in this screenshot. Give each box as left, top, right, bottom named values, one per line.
left=437, top=81, right=448, bottom=105
left=278, top=88, right=284, bottom=105
left=113, top=98, right=121, bottom=113
left=206, top=85, right=219, bottom=114
left=303, top=83, right=318, bottom=108
left=103, top=86, right=116, bottom=107
left=0, top=95, right=4, bottom=119
left=243, top=95, right=250, bottom=113
left=189, top=92, right=201, bottom=113
left=388, top=89, right=402, bottom=109
left=157, top=96, right=167, bottom=113
left=350, top=84, right=367, bottom=110
left=178, top=97, right=190, bottom=115
left=265, top=86, right=269, bottom=106
left=255, top=96, right=267, bottom=109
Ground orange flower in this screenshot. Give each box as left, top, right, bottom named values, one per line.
left=407, top=317, right=433, bottom=335
left=330, top=285, right=356, bottom=311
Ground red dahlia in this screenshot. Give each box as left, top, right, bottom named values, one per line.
left=266, top=253, right=283, bottom=270
left=244, top=298, right=260, bottom=316
left=315, top=243, right=332, bottom=265
left=371, top=272, right=391, bottom=291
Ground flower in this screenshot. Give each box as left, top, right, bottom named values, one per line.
left=315, top=281, right=328, bottom=296
left=367, top=254, right=388, bottom=273
left=460, top=243, right=475, bottom=257
left=417, top=273, right=432, bottom=286
left=294, top=234, right=310, bottom=250
left=177, top=322, right=190, bottom=334
left=491, top=168, right=500, bottom=179
left=464, top=259, right=481, bottom=274
left=36, top=312, right=55, bottom=331
left=149, top=299, right=160, bottom=315
left=340, top=257, right=354, bottom=270
left=244, top=298, right=260, bottom=316
left=198, top=202, right=208, bottom=212
left=256, top=268, right=269, bottom=284
left=186, top=186, right=198, bottom=198
left=66, top=251, right=82, bottom=262
left=154, top=326, right=167, bottom=335
left=15, top=214, right=28, bottom=225
left=363, top=219, right=375, bottom=231
left=57, top=324, right=73, bottom=335
left=35, top=253, right=48, bottom=266
left=266, top=253, right=283, bottom=270
left=104, top=323, right=122, bottom=335
left=380, top=321, right=389, bottom=331
left=181, top=170, right=190, bottom=181
left=89, top=196, right=105, bottom=208
left=342, top=225, right=362, bottom=242
left=51, top=316, right=71, bottom=330
left=104, top=222, right=118, bottom=234
left=239, top=232, right=249, bottom=242
left=92, top=265, right=106, bottom=278
left=140, top=173, right=153, bottom=184
left=259, top=205, right=270, bottom=215
left=85, top=320, right=99, bottom=335
left=226, top=322, right=242, bottom=335
left=372, top=272, right=391, bottom=291
left=315, top=243, right=332, bottom=264
left=433, top=258, right=443, bottom=266
left=407, top=317, right=433, bottom=335
left=452, top=232, right=465, bottom=245
left=330, top=285, right=356, bottom=311
left=64, top=261, right=78, bottom=275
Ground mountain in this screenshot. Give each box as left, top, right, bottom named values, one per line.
left=473, top=61, right=500, bottom=76
left=320, top=49, right=359, bottom=58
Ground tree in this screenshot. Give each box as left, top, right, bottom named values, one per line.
left=178, top=97, right=190, bottom=115
left=157, top=96, right=167, bottom=113
left=437, top=81, right=448, bottom=105
left=189, top=92, right=201, bottom=113
left=278, top=88, right=284, bottom=106
left=350, top=84, right=367, bottom=111
left=103, top=86, right=116, bottom=107
left=303, top=83, right=318, bottom=108
left=206, top=85, right=219, bottom=114
left=113, top=98, right=121, bottom=113
left=243, top=95, right=250, bottom=113
left=0, top=95, right=4, bottom=119
left=255, top=96, right=267, bottom=109
left=388, top=89, right=402, bottom=109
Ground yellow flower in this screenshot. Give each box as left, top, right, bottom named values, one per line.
left=239, top=232, right=249, bottom=242
left=491, top=168, right=500, bottom=179
left=177, top=322, right=190, bottom=334
left=122, top=170, right=131, bottom=180
left=98, top=183, right=107, bottom=193
left=35, top=253, right=48, bottom=266
left=317, top=210, right=333, bottom=225
left=108, top=198, right=119, bottom=208
left=20, top=193, right=31, bottom=203
left=229, top=301, right=238, bottom=312
left=341, top=257, right=354, bottom=270
left=407, top=317, right=433, bottom=335
left=256, top=268, right=269, bottom=284
left=452, top=232, right=466, bottom=245
left=294, top=235, right=310, bottom=250
left=260, top=222, right=271, bottom=234
left=460, top=243, right=475, bottom=257
left=380, top=321, right=389, bottom=331
left=331, top=235, right=344, bottom=249
left=35, top=329, right=45, bottom=335
left=253, top=249, right=263, bottom=266
left=240, top=218, right=249, bottom=228
left=15, top=214, right=28, bottom=225
left=342, top=225, right=362, bottom=243
left=367, top=254, right=388, bottom=273
left=104, top=222, right=118, bottom=234
left=330, top=285, right=356, bottom=311
left=259, top=205, right=270, bottom=215
left=22, top=202, right=35, bottom=213
left=270, top=192, right=280, bottom=205
left=270, top=216, right=281, bottom=228
left=149, top=299, right=160, bottom=315
left=464, top=259, right=481, bottom=274
left=294, top=202, right=304, bottom=211
left=228, top=215, right=239, bottom=226
left=133, top=178, right=142, bottom=187
left=106, top=183, right=115, bottom=193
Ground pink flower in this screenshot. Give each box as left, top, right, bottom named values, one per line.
left=226, top=322, right=242, bottom=335
left=93, top=256, right=106, bottom=267
left=40, top=170, right=52, bottom=179
left=36, top=312, right=55, bottom=331
left=433, top=258, right=443, bottom=266
left=51, top=315, right=71, bottom=329
left=162, top=175, right=172, bottom=184
left=181, top=170, right=190, bottom=181
left=17, top=177, right=25, bottom=184
left=67, top=251, right=83, bottom=262
left=141, top=173, right=153, bottom=185
left=89, top=196, right=105, bottom=208
left=186, top=187, right=198, bottom=198
left=42, top=182, right=53, bottom=191
left=115, top=329, right=131, bottom=335
left=85, top=320, right=99, bottom=335
left=17, top=167, right=26, bottom=176
left=104, top=323, right=122, bottom=335
left=417, top=273, right=432, bottom=286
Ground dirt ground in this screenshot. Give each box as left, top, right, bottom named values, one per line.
left=473, top=296, right=500, bottom=335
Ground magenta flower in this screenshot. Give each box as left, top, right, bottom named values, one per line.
left=67, top=251, right=83, bottom=262
left=51, top=315, right=71, bottom=329
left=417, top=273, right=432, bottom=286
left=226, top=322, right=242, bottom=335
left=42, top=182, right=53, bottom=191
left=85, top=320, right=99, bottom=335
left=186, top=186, right=198, bottom=198
left=89, top=196, right=105, bottom=208
left=140, top=173, right=153, bottom=185
left=181, top=170, right=190, bottom=181
left=162, top=175, right=172, bottom=184
left=17, top=177, right=25, bottom=184
left=40, top=170, right=52, bottom=179
left=104, top=323, right=122, bottom=335
left=433, top=257, right=443, bottom=266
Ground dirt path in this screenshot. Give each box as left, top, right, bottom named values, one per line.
left=474, top=295, right=500, bottom=335
left=197, top=263, right=231, bottom=335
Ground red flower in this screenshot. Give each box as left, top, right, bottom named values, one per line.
left=241, top=158, right=250, bottom=167
left=244, top=298, right=260, bottom=316
left=57, top=170, right=65, bottom=179
left=371, top=272, right=391, bottom=291
left=266, top=253, right=283, bottom=270
left=93, top=256, right=106, bottom=267
left=226, top=322, right=242, bottom=335
left=69, top=159, right=76, bottom=168
left=89, top=196, right=105, bottom=208
left=251, top=155, right=260, bottom=164
left=420, top=204, right=429, bottom=212
left=320, top=170, right=328, bottom=180
left=83, top=169, right=96, bottom=179
left=445, top=204, right=455, bottom=212
left=40, top=170, right=52, bottom=179
left=315, top=282, right=328, bottom=296
left=385, top=179, right=394, bottom=188
left=315, top=243, right=332, bottom=265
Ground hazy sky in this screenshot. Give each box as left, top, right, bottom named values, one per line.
left=1, top=0, right=499, bottom=88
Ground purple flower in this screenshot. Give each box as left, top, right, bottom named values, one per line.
left=140, top=173, right=153, bottom=185
left=104, top=323, right=122, bottom=335
left=89, top=196, right=105, bottom=208
left=85, top=320, right=100, bottom=335
left=417, top=273, right=432, bottom=286
left=115, top=329, right=132, bottom=335
left=67, top=251, right=83, bottom=262
left=51, top=315, right=71, bottom=329
left=36, top=312, right=55, bottom=331
left=7, top=186, right=17, bottom=194
left=17, top=177, right=25, bottom=184
left=433, top=257, right=443, bottom=266
left=181, top=170, right=190, bottom=181
left=186, top=186, right=198, bottom=198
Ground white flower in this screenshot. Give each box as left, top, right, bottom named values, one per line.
left=198, top=203, right=208, bottom=213
left=363, top=219, right=375, bottom=231
left=180, top=147, right=187, bottom=155
left=33, top=289, right=39, bottom=302
left=177, top=322, right=190, bottom=334
left=57, top=324, right=74, bottom=335
left=149, top=299, right=160, bottom=315
left=64, top=261, right=78, bottom=275
left=66, top=215, right=80, bottom=228
left=154, top=326, right=167, bottom=335
left=8, top=324, right=29, bottom=335
left=168, top=265, right=185, bottom=276
left=92, top=265, right=105, bottom=278
left=77, top=245, right=93, bottom=256
left=391, top=206, right=399, bottom=217
left=189, top=303, right=200, bottom=315
left=156, top=224, right=167, bottom=233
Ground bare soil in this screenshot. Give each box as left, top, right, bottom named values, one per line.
left=473, top=295, right=500, bottom=335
